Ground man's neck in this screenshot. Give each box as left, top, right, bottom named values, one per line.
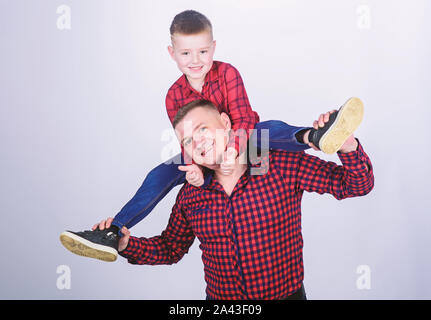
left=213, top=162, right=248, bottom=197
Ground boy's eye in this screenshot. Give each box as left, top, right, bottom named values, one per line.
left=200, top=50, right=208, bottom=54
left=181, top=52, right=189, bottom=55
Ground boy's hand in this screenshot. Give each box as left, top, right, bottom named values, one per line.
left=220, top=147, right=238, bottom=176
left=178, top=164, right=205, bottom=187
left=92, top=217, right=130, bottom=252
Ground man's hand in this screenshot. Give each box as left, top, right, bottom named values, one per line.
left=338, top=135, right=358, bottom=153
left=307, top=110, right=336, bottom=151
left=178, top=164, right=205, bottom=187
left=220, top=147, right=238, bottom=176
left=304, top=110, right=358, bottom=153
left=92, top=218, right=130, bottom=252
left=307, top=109, right=358, bottom=153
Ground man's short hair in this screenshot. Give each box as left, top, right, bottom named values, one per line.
left=170, top=10, right=213, bottom=37
left=172, top=99, right=219, bottom=128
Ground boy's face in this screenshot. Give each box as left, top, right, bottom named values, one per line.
left=168, top=31, right=216, bottom=83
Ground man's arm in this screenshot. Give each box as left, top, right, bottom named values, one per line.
left=119, top=188, right=195, bottom=265
left=294, top=139, right=374, bottom=200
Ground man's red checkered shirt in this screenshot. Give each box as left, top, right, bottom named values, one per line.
left=120, top=141, right=374, bottom=299
left=165, top=60, right=259, bottom=154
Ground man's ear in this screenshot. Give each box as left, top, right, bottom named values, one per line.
left=174, top=126, right=181, bottom=142
left=220, top=112, right=232, bottom=130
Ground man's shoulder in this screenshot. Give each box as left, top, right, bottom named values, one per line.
left=269, top=149, right=303, bottom=162
left=174, top=182, right=200, bottom=204
left=247, top=149, right=303, bottom=177
left=265, top=149, right=304, bottom=172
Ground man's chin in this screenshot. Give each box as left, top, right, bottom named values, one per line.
left=192, top=156, right=222, bottom=170
left=193, top=158, right=217, bottom=168
left=202, top=163, right=219, bottom=171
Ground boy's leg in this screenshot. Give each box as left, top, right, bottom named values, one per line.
left=111, top=153, right=186, bottom=231
left=252, top=120, right=311, bottom=152
left=59, top=153, right=186, bottom=262
left=251, top=98, right=364, bottom=154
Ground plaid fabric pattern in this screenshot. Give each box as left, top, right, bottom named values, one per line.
left=120, top=141, right=374, bottom=299
left=165, top=61, right=260, bottom=154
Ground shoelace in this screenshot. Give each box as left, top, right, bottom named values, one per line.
left=104, top=231, right=118, bottom=241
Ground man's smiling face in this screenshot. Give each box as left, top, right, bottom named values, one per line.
left=174, top=106, right=231, bottom=168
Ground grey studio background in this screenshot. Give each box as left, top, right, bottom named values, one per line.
left=1, top=0, right=430, bottom=299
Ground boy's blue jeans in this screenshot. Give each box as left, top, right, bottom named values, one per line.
left=111, top=121, right=310, bottom=232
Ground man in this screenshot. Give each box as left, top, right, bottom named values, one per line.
left=92, top=99, right=374, bottom=299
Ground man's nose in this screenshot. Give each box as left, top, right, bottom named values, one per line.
left=193, top=132, right=207, bottom=150
left=193, top=136, right=204, bottom=150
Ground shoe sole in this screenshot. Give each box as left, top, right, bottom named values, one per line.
left=319, top=97, right=364, bottom=154
left=59, top=231, right=118, bottom=262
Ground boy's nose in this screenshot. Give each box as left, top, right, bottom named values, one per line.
left=191, top=52, right=199, bottom=64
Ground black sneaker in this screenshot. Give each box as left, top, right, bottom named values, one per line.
left=308, top=97, right=364, bottom=154
left=60, top=226, right=119, bottom=262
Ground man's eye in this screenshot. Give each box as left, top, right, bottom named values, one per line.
left=200, top=50, right=208, bottom=54
left=181, top=52, right=189, bottom=55
left=199, top=127, right=207, bottom=132
left=184, top=138, right=192, bottom=146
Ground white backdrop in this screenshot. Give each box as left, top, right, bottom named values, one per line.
left=1, top=0, right=430, bottom=299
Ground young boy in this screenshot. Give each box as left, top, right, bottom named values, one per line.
left=60, top=10, right=364, bottom=262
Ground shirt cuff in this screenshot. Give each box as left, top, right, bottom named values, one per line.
left=118, top=236, right=144, bottom=263
left=337, top=139, right=372, bottom=175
